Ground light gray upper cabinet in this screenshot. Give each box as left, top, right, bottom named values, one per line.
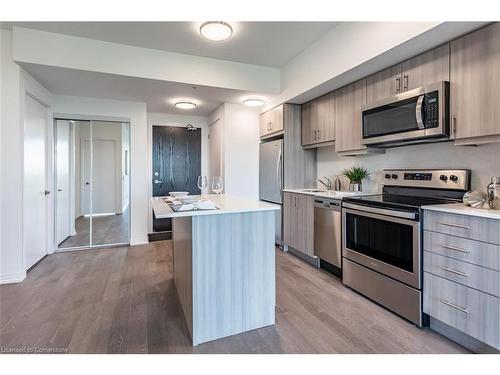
left=334, top=79, right=368, bottom=156
left=450, top=22, right=500, bottom=145
left=260, top=104, right=284, bottom=138
left=401, top=43, right=450, bottom=91
left=366, top=64, right=402, bottom=104
left=366, top=44, right=450, bottom=105
left=301, top=101, right=313, bottom=146
left=301, top=93, right=335, bottom=148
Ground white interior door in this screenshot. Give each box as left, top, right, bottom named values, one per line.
left=55, top=120, right=71, bottom=244
left=23, top=94, right=48, bottom=269
left=91, top=139, right=116, bottom=214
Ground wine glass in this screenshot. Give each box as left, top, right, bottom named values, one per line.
left=197, top=176, right=207, bottom=194
left=211, top=176, right=223, bottom=195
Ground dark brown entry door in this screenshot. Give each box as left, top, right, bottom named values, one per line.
left=152, top=125, right=201, bottom=232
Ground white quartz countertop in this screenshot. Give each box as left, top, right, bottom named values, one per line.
left=283, top=188, right=374, bottom=199
left=423, top=203, right=500, bottom=220
left=152, top=194, right=280, bottom=219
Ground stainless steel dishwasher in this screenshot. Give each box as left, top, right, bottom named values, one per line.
left=314, top=197, right=342, bottom=275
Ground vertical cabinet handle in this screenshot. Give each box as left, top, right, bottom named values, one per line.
left=452, top=116, right=457, bottom=137
left=395, top=77, right=401, bottom=93
left=403, top=74, right=409, bottom=91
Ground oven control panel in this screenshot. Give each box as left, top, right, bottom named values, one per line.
left=383, top=169, right=470, bottom=190
left=404, top=172, right=432, bottom=181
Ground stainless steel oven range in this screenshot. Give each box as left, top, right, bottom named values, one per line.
left=342, top=169, right=470, bottom=326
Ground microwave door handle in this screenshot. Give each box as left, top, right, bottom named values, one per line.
left=415, top=95, right=425, bottom=129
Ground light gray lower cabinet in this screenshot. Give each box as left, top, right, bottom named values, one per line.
left=424, top=272, right=499, bottom=349
left=283, top=192, right=314, bottom=257
left=423, top=209, right=500, bottom=351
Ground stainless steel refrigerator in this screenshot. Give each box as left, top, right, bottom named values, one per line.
left=259, top=139, right=283, bottom=246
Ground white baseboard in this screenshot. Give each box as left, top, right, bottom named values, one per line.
left=0, top=271, right=26, bottom=285
left=130, top=236, right=149, bottom=246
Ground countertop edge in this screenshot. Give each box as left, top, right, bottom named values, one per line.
left=151, top=195, right=280, bottom=219
left=423, top=203, right=500, bottom=220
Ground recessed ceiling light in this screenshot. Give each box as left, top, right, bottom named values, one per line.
left=200, top=21, right=233, bottom=41
left=175, top=101, right=197, bottom=110
left=242, top=98, right=264, bottom=107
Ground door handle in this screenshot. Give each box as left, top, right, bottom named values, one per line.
left=415, top=95, right=425, bottom=129
left=85, top=182, right=90, bottom=185
left=154, top=179, right=163, bottom=184
left=57, top=189, right=63, bottom=192
left=44, top=190, right=51, bottom=195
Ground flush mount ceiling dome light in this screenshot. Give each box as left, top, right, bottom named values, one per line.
left=242, top=98, right=264, bottom=107
left=200, top=21, right=233, bottom=41
left=175, top=101, right=197, bottom=110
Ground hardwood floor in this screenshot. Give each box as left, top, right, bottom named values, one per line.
left=58, top=210, right=129, bottom=248
left=0, top=242, right=469, bottom=354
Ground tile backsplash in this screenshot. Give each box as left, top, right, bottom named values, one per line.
left=317, top=141, right=500, bottom=194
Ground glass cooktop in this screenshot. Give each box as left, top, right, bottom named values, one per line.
left=343, top=193, right=461, bottom=212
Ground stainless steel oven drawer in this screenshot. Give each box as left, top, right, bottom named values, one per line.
left=424, top=251, right=500, bottom=297
left=343, top=258, right=422, bottom=326
left=424, top=230, right=500, bottom=271
left=423, top=272, right=499, bottom=349
left=424, top=210, right=500, bottom=245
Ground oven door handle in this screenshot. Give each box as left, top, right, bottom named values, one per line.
left=342, top=202, right=417, bottom=220
left=415, top=94, right=425, bottom=130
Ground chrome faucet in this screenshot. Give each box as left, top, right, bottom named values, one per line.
left=315, top=176, right=332, bottom=190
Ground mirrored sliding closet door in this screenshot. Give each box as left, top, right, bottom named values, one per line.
left=54, top=119, right=130, bottom=250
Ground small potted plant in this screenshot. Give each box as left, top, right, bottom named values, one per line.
left=342, top=166, right=369, bottom=192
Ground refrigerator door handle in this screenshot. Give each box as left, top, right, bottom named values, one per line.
left=276, top=148, right=282, bottom=195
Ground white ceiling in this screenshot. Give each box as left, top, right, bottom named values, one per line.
left=3, top=22, right=338, bottom=67
left=22, top=63, right=269, bottom=115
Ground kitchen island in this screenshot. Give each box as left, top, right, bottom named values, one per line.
left=152, top=194, right=280, bottom=346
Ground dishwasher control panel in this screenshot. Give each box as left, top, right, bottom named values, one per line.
left=314, top=198, right=341, bottom=209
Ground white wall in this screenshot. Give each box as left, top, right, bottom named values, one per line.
left=222, top=103, right=260, bottom=199
left=146, top=112, right=208, bottom=232
left=1, top=29, right=24, bottom=283
left=317, top=142, right=500, bottom=194
left=52, top=95, right=148, bottom=245
left=1, top=29, right=54, bottom=283
left=207, top=103, right=260, bottom=200
left=207, top=105, right=225, bottom=186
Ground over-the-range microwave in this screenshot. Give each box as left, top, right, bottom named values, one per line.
left=361, top=81, right=450, bottom=147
